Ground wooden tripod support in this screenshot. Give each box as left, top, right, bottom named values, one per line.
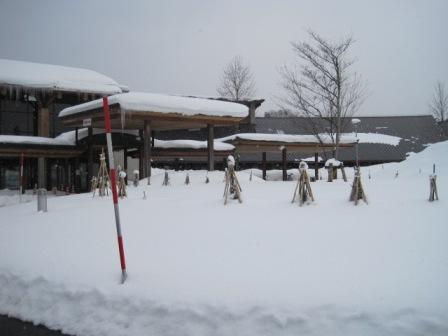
left=223, top=155, right=242, bottom=205
left=93, top=149, right=110, bottom=197
left=429, top=174, right=439, bottom=202
left=349, top=168, right=368, bottom=205
left=292, top=161, right=315, bottom=206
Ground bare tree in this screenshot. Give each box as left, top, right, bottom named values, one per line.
left=280, top=30, right=365, bottom=159
left=217, top=55, right=256, bottom=100
left=429, top=81, right=448, bottom=123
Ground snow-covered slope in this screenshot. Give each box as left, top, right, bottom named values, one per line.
left=0, top=142, right=446, bottom=336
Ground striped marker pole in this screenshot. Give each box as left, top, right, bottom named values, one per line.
left=19, top=153, right=24, bottom=203
left=102, top=96, right=127, bottom=284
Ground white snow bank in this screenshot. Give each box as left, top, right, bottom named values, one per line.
left=58, top=92, right=249, bottom=118
left=154, top=139, right=234, bottom=151
left=0, top=143, right=447, bottom=336
left=0, top=58, right=122, bottom=94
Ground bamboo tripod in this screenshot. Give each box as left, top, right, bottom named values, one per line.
left=92, top=150, right=110, bottom=197
left=223, top=156, right=242, bottom=204
left=429, top=174, right=439, bottom=202
left=291, top=162, right=315, bottom=206
left=349, top=168, right=368, bottom=205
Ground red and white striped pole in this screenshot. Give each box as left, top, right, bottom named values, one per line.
left=102, top=96, right=127, bottom=284
left=19, top=153, right=24, bottom=202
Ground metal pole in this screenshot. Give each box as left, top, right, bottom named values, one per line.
left=103, top=97, right=127, bottom=284
left=356, top=140, right=359, bottom=168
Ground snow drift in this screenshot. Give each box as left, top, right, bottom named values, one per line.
left=0, top=142, right=447, bottom=336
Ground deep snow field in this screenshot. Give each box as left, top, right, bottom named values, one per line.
left=0, top=141, right=447, bottom=336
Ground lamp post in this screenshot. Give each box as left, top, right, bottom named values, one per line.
left=351, top=118, right=361, bottom=168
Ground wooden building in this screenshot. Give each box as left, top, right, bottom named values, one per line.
left=0, top=58, right=124, bottom=190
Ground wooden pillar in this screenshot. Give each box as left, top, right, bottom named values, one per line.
left=123, top=147, right=128, bottom=185
left=64, top=158, right=69, bottom=187
left=143, top=120, right=151, bottom=184
left=139, top=130, right=144, bottom=178
left=74, top=157, right=80, bottom=193
left=262, top=152, right=267, bottom=180
left=37, top=105, right=50, bottom=189
left=87, top=127, right=93, bottom=184
left=314, top=152, right=319, bottom=180
left=207, top=124, right=214, bottom=171
left=282, top=147, right=287, bottom=181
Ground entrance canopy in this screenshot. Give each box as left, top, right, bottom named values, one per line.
left=58, top=92, right=248, bottom=130
left=219, top=133, right=357, bottom=153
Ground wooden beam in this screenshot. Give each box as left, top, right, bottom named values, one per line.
left=314, top=152, right=319, bottom=180
left=207, top=124, right=214, bottom=171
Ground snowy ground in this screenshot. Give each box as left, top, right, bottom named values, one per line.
left=0, top=142, right=447, bottom=336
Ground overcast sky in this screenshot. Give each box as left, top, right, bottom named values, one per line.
left=1, top=0, right=447, bottom=116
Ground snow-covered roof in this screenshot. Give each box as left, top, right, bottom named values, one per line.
left=0, top=135, right=74, bottom=146
left=349, top=132, right=401, bottom=146
left=154, top=139, right=234, bottom=151
left=218, top=133, right=357, bottom=145
left=219, top=132, right=401, bottom=146
left=0, top=58, right=123, bottom=94
left=58, top=92, right=249, bottom=118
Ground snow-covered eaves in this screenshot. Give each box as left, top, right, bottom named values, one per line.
left=0, top=135, right=74, bottom=147
left=154, top=139, right=234, bottom=151
left=55, top=128, right=139, bottom=145
left=57, top=129, right=234, bottom=151
left=0, top=59, right=122, bottom=95
left=58, top=92, right=249, bottom=118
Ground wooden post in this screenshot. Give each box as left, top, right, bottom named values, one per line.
left=87, top=127, right=93, bottom=184
left=314, top=152, right=319, bottom=180
left=262, top=152, right=267, bottom=181
left=282, top=147, right=287, bottom=181
left=143, top=120, right=151, bottom=184
left=123, top=147, right=128, bottom=185
left=64, top=158, right=69, bottom=188
left=139, top=129, right=144, bottom=178
left=37, top=105, right=50, bottom=189
left=207, top=124, right=214, bottom=171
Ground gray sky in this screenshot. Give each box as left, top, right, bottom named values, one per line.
left=1, top=0, right=447, bottom=116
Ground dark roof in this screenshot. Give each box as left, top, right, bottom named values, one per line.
left=157, top=115, right=446, bottom=164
